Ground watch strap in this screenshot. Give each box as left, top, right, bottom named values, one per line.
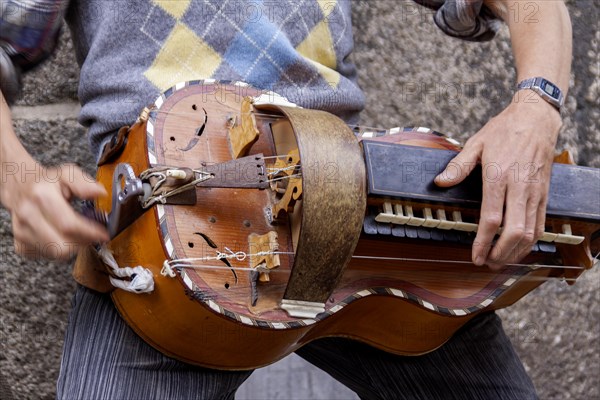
left=517, top=77, right=535, bottom=90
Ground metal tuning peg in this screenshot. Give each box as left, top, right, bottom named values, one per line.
left=107, top=163, right=146, bottom=238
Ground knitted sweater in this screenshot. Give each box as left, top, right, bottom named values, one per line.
left=0, top=0, right=500, bottom=158
left=64, top=0, right=367, bottom=157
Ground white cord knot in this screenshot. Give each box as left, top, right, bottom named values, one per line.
left=110, top=267, right=155, bottom=293
left=216, top=247, right=247, bottom=261
left=98, top=245, right=155, bottom=293
left=161, top=260, right=177, bottom=278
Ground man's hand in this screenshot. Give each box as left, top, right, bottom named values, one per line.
left=1, top=160, right=109, bottom=261
left=1, top=92, right=108, bottom=261
left=432, top=0, right=571, bottom=269
left=435, top=97, right=561, bottom=269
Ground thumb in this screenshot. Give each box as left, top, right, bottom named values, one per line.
left=59, top=164, right=107, bottom=200
left=434, top=146, right=480, bottom=188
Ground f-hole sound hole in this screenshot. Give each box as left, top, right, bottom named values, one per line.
left=192, top=104, right=197, bottom=111
left=170, top=136, right=176, bottom=141
left=188, top=242, right=194, bottom=248
left=224, top=283, right=230, bottom=289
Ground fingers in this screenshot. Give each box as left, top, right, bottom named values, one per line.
left=9, top=164, right=109, bottom=261
left=12, top=206, right=80, bottom=260
left=485, top=183, right=529, bottom=270
left=480, top=180, right=545, bottom=271
left=434, top=142, right=480, bottom=188
left=473, top=177, right=505, bottom=267
left=535, top=196, right=548, bottom=244
left=52, top=164, right=109, bottom=243
left=13, top=189, right=109, bottom=260
left=58, top=164, right=107, bottom=200
left=436, top=147, right=549, bottom=270
left=40, top=191, right=109, bottom=244
left=509, top=194, right=547, bottom=267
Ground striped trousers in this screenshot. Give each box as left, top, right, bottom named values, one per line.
left=56, top=286, right=537, bottom=400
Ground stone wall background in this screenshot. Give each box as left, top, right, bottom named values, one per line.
left=1, top=1, right=598, bottom=399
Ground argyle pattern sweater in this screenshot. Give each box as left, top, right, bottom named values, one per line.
left=63, top=0, right=363, bottom=156
left=1, top=0, right=501, bottom=157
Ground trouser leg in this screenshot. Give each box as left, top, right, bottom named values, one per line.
left=56, top=286, right=252, bottom=400
left=296, top=313, right=538, bottom=400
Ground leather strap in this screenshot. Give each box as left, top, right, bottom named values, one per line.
left=98, top=125, right=130, bottom=166
left=257, top=105, right=367, bottom=304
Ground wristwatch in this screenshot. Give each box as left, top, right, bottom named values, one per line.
left=517, top=77, right=564, bottom=112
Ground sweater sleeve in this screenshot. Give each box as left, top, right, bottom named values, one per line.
left=0, top=0, right=69, bottom=103
left=411, top=0, right=502, bottom=42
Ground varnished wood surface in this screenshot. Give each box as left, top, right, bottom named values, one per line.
left=91, top=82, right=599, bottom=370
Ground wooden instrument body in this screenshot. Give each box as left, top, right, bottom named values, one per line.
left=95, top=82, right=599, bottom=369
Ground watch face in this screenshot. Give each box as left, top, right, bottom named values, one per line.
left=541, top=80, right=558, bottom=98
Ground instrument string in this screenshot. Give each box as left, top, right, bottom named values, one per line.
left=350, top=255, right=586, bottom=270
left=149, top=104, right=592, bottom=291
left=150, top=109, right=393, bottom=133
left=265, top=174, right=302, bottom=184
left=165, top=262, right=580, bottom=290
left=166, top=250, right=295, bottom=265
left=139, top=168, right=213, bottom=208
left=170, top=261, right=583, bottom=273
left=166, top=245, right=586, bottom=272
left=166, top=251, right=585, bottom=285
left=266, top=165, right=299, bottom=173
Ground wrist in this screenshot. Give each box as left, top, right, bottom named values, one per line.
left=0, top=147, right=36, bottom=209
left=505, top=93, right=562, bottom=146
left=511, top=90, right=562, bottom=122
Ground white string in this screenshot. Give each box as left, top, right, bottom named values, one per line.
left=161, top=260, right=581, bottom=284
left=351, top=255, right=585, bottom=270
left=266, top=174, right=302, bottom=183
left=267, top=165, right=298, bottom=175
left=141, top=169, right=213, bottom=208
left=169, top=264, right=275, bottom=272
left=150, top=109, right=395, bottom=133
left=162, top=250, right=584, bottom=276
left=161, top=250, right=295, bottom=278
left=165, top=251, right=585, bottom=271
left=166, top=250, right=294, bottom=266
